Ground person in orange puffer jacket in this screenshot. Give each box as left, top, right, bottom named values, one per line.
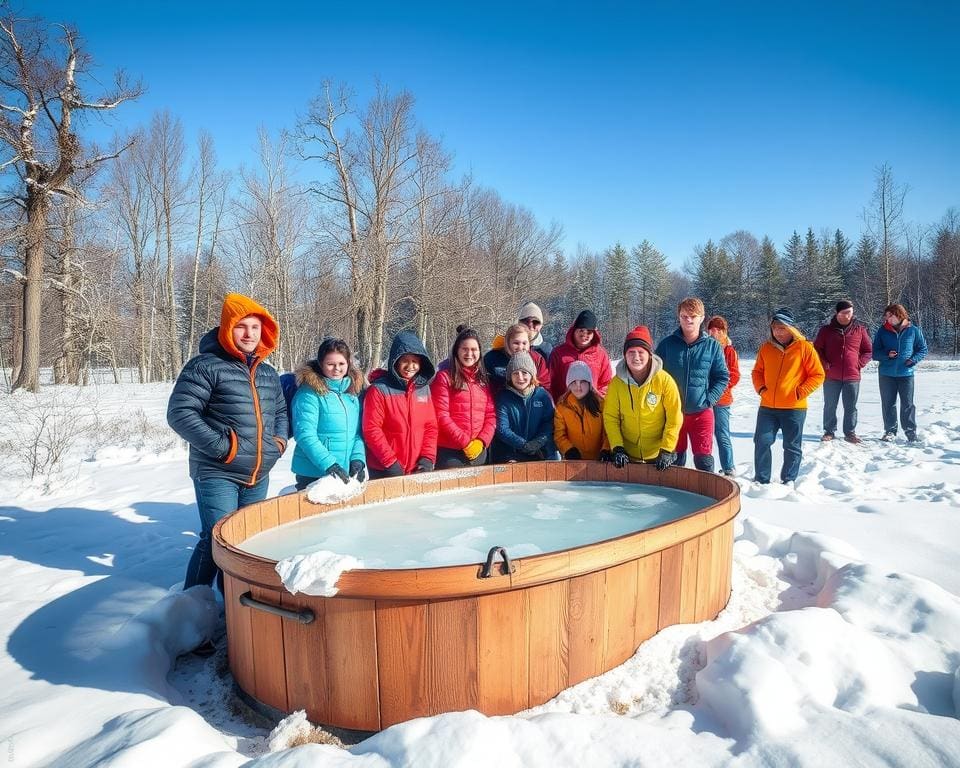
left=554, top=361, right=612, bottom=461
left=751, top=308, right=825, bottom=485
left=706, top=316, right=740, bottom=476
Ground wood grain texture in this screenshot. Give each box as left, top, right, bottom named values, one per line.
left=657, top=543, right=683, bottom=630
left=478, top=590, right=529, bottom=714
left=526, top=580, right=569, bottom=705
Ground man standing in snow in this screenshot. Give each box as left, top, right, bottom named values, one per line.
left=655, top=297, right=729, bottom=472
left=167, top=293, right=288, bottom=647
left=814, top=300, right=873, bottom=444
left=751, top=308, right=825, bottom=485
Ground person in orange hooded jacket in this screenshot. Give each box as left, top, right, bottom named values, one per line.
left=167, top=293, right=288, bottom=653
left=751, top=308, right=825, bottom=485
left=554, top=360, right=612, bottom=461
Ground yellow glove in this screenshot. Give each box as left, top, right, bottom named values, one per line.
left=463, top=439, right=484, bottom=461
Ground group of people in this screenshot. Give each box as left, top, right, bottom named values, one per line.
left=167, top=291, right=928, bottom=646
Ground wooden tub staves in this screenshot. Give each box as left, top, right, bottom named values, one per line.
left=212, top=461, right=740, bottom=731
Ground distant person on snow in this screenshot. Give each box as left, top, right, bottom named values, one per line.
left=547, top=309, right=613, bottom=402
left=872, top=303, right=928, bottom=443
left=813, top=300, right=873, bottom=444
left=706, top=315, right=741, bottom=476
left=655, top=297, right=729, bottom=472
left=289, top=338, right=367, bottom=490
left=751, top=308, right=825, bottom=485
left=603, top=326, right=682, bottom=471
left=362, top=331, right=438, bottom=478
left=167, top=293, right=288, bottom=654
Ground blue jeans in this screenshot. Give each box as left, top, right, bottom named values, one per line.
left=713, top=405, right=734, bottom=473
left=753, top=407, right=807, bottom=483
left=822, top=379, right=860, bottom=436
left=184, top=475, right=269, bottom=591
left=878, top=375, right=916, bottom=436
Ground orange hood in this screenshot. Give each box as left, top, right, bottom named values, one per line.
left=217, top=293, right=279, bottom=361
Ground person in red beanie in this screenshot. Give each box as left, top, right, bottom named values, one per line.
left=603, top=326, right=682, bottom=470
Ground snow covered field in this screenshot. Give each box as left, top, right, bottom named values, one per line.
left=1, top=360, right=958, bottom=767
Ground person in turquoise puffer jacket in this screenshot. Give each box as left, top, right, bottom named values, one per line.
left=291, top=338, right=367, bottom=489
left=872, top=303, right=928, bottom=443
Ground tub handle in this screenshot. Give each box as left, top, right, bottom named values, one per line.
left=479, top=546, right=515, bottom=578
left=239, top=591, right=315, bottom=624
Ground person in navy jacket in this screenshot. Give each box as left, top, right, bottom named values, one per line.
left=872, top=303, right=928, bottom=442
left=492, top=351, right=556, bottom=463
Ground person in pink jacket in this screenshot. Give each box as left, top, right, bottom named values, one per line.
left=431, top=326, right=497, bottom=468
left=548, top=310, right=613, bottom=402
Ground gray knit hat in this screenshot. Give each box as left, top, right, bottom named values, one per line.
left=506, top=351, right=537, bottom=380
left=565, top=360, right=594, bottom=388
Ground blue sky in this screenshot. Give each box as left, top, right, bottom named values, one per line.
left=34, top=0, right=960, bottom=266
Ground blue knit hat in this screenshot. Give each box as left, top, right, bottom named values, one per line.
left=771, top=307, right=796, bottom=327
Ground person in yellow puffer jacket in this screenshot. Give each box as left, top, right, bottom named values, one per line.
left=603, top=326, right=683, bottom=470
left=751, top=307, right=825, bottom=484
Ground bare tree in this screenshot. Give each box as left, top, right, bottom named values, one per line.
left=862, top=163, right=908, bottom=306
left=0, top=12, right=141, bottom=391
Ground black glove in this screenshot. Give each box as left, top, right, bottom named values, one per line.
left=325, top=463, right=350, bottom=484
left=655, top=450, right=676, bottom=472
left=598, top=449, right=613, bottom=463
left=414, top=457, right=434, bottom=473
left=521, top=440, right=540, bottom=455
left=349, top=460, right=366, bottom=482
left=612, top=446, right=629, bottom=469
left=383, top=461, right=404, bottom=478
left=564, top=447, right=582, bottom=460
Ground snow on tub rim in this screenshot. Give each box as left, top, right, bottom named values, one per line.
left=212, top=460, right=740, bottom=732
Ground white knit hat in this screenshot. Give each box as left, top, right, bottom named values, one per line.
left=517, top=301, right=544, bottom=323
left=566, top=360, right=594, bottom=388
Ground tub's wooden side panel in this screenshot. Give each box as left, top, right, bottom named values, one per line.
left=679, top=537, right=701, bottom=624
left=694, top=527, right=716, bottom=624
left=635, top=552, right=662, bottom=644
left=375, top=601, right=429, bottom=726
left=223, top=575, right=256, bottom=699
left=526, top=580, right=569, bottom=706
left=566, top=570, right=606, bottom=686
left=603, top=560, right=639, bottom=669
left=280, top=593, right=331, bottom=724
left=657, top=543, right=683, bottom=630
left=249, top=585, right=288, bottom=712
left=276, top=493, right=300, bottom=525
left=478, top=589, right=529, bottom=715
left=426, top=598, right=480, bottom=716
left=324, top=598, right=380, bottom=731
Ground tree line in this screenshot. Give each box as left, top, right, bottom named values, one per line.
left=1, top=12, right=958, bottom=392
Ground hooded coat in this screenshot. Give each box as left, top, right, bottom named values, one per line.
left=362, top=331, right=438, bottom=473
left=655, top=329, right=730, bottom=413
left=290, top=363, right=366, bottom=479
left=871, top=320, right=928, bottom=377
left=547, top=324, right=614, bottom=401
left=430, top=363, right=497, bottom=451
left=603, top=356, right=683, bottom=461
left=167, top=293, right=288, bottom=485
left=814, top=317, right=873, bottom=382
left=752, top=326, right=825, bottom=409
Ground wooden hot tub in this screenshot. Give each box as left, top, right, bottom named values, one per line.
left=212, top=461, right=739, bottom=731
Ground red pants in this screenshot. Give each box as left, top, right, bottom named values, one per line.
left=675, top=408, right=715, bottom=457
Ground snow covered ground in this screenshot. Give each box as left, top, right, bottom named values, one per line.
left=1, top=360, right=958, bottom=767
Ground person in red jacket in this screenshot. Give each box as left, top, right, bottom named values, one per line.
left=483, top=323, right=551, bottom=397
left=706, top=316, right=741, bottom=476
left=813, top=300, right=873, bottom=444
left=363, top=331, right=438, bottom=478
left=431, top=325, right=497, bottom=468
left=547, top=309, right=613, bottom=402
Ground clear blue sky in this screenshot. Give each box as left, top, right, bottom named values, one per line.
left=33, top=0, right=960, bottom=266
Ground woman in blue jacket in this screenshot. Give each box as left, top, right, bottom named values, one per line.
left=291, top=338, right=367, bottom=489
left=492, top=351, right=556, bottom=463
left=872, top=303, right=928, bottom=443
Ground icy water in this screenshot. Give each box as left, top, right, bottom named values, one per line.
left=242, top=481, right=713, bottom=569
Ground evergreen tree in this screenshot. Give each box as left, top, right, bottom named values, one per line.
left=781, top=230, right=806, bottom=313
left=851, top=234, right=879, bottom=315
left=834, top=229, right=852, bottom=297
left=602, top=242, right=633, bottom=344
left=691, top=239, right=726, bottom=312
left=630, top=239, right=670, bottom=330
